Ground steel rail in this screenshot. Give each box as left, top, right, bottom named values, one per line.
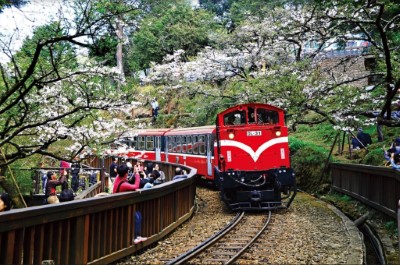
left=225, top=210, right=272, bottom=265
left=166, top=211, right=245, bottom=265
left=167, top=210, right=272, bottom=265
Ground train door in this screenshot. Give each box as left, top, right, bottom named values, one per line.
left=165, top=136, right=169, bottom=162
left=155, top=136, right=161, bottom=161
left=207, top=134, right=212, bottom=177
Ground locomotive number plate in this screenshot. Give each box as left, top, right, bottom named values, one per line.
left=247, top=131, right=262, bottom=136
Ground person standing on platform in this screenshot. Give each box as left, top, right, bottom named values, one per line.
left=45, top=171, right=66, bottom=204
left=113, top=164, right=147, bottom=244
left=71, top=157, right=81, bottom=192
left=109, top=158, right=118, bottom=182
left=150, top=98, right=159, bottom=123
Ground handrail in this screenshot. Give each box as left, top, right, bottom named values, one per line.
left=330, top=162, right=400, bottom=218
left=74, top=182, right=102, bottom=200
left=0, top=165, right=197, bottom=265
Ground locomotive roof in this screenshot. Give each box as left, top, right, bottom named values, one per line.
left=220, top=102, right=285, bottom=114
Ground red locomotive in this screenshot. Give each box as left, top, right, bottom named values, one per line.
left=108, top=103, right=296, bottom=210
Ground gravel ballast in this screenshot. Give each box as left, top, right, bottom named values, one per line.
left=119, top=187, right=364, bottom=264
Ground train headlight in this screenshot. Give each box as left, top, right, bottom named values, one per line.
left=275, top=131, right=281, bottom=137
left=228, top=132, right=235, bottom=139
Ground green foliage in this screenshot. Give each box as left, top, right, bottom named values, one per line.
left=6, top=157, right=38, bottom=195
left=128, top=2, right=219, bottom=70
left=293, top=123, right=337, bottom=149
left=200, top=0, right=231, bottom=17
left=339, top=195, right=352, bottom=202
left=362, top=147, right=386, bottom=166
left=290, top=138, right=329, bottom=192
left=229, top=0, right=310, bottom=24
left=0, top=0, right=27, bottom=12
left=13, top=22, right=77, bottom=77
left=384, top=220, right=397, bottom=234
left=89, top=33, right=118, bottom=66
left=288, top=136, right=306, bottom=153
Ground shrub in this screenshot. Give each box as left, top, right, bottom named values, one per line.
left=290, top=138, right=330, bottom=193
left=362, top=147, right=387, bottom=166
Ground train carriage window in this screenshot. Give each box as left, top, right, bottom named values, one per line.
left=182, top=136, right=186, bottom=153
left=193, top=136, right=199, bottom=154
left=167, top=136, right=173, bottom=153
left=186, top=136, right=192, bottom=154
left=175, top=136, right=181, bottom=153
left=146, top=136, right=154, bottom=150
left=118, top=138, right=128, bottom=149
left=138, top=136, right=145, bottom=150
left=130, top=137, right=137, bottom=149
left=172, top=136, right=177, bottom=153
left=199, top=135, right=206, bottom=155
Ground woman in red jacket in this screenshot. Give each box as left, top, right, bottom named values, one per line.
left=113, top=164, right=146, bottom=244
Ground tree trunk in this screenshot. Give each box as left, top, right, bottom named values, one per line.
left=116, top=18, right=125, bottom=78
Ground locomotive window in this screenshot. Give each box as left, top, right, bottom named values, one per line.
left=248, top=107, right=256, bottom=123
left=138, top=136, right=145, bottom=150
left=186, top=136, right=192, bottom=154
left=256, top=108, right=279, bottom=124
left=193, top=136, right=199, bottom=154
left=199, top=135, right=206, bottom=155
left=224, top=110, right=246, bottom=126
left=146, top=136, right=154, bottom=150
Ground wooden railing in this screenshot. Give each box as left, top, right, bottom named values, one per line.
left=74, top=182, right=102, bottom=200
left=0, top=165, right=197, bottom=265
left=331, top=163, right=400, bottom=218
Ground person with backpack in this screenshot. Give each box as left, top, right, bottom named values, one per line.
left=59, top=170, right=75, bottom=202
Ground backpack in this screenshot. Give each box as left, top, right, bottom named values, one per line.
left=59, top=181, right=74, bottom=202
left=59, top=189, right=74, bottom=202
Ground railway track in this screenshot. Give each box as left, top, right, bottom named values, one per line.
left=166, top=211, right=272, bottom=265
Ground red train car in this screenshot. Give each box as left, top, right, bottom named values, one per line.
left=108, top=103, right=296, bottom=210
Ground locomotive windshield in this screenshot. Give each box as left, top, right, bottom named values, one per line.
left=223, top=107, right=279, bottom=126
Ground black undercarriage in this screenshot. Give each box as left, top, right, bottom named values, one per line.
left=214, top=167, right=296, bottom=211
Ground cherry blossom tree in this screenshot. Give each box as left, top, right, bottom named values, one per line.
left=0, top=0, right=140, bottom=207
left=141, top=1, right=399, bottom=139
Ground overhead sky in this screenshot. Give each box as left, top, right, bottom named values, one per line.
left=0, top=0, right=71, bottom=62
